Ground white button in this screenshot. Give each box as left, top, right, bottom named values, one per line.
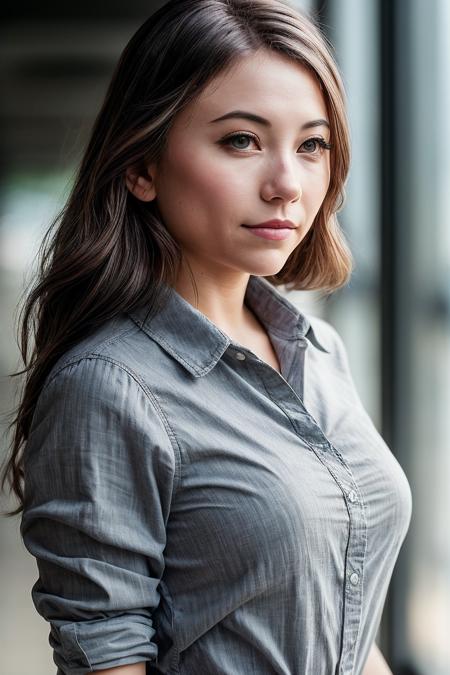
left=235, top=352, right=246, bottom=361
left=349, top=572, right=360, bottom=585
left=348, top=490, right=357, bottom=503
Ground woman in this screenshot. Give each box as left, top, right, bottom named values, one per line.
left=1, top=1, right=412, bottom=673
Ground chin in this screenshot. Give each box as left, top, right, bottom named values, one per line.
left=244, top=258, right=291, bottom=278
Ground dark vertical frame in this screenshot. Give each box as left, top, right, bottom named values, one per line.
left=379, top=1, right=417, bottom=672
left=379, top=0, right=401, bottom=667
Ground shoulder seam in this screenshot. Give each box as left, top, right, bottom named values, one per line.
left=43, top=354, right=183, bottom=498
left=48, top=323, right=140, bottom=375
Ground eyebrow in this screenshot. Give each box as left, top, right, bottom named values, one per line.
left=209, top=110, right=330, bottom=130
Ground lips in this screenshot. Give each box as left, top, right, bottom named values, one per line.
left=242, top=219, right=296, bottom=229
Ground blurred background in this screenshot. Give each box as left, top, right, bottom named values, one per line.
left=0, top=0, right=449, bottom=673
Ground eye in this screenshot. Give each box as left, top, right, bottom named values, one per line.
left=218, top=132, right=259, bottom=151
left=300, top=137, right=333, bottom=154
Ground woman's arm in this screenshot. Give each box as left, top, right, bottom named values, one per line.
left=362, top=642, right=393, bottom=675
left=20, top=359, right=177, bottom=673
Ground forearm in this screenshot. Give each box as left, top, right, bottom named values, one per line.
left=362, top=643, right=393, bottom=675
left=94, top=663, right=146, bottom=675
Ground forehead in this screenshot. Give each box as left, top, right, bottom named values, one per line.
left=178, top=49, right=328, bottom=128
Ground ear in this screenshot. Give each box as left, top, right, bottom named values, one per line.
left=125, top=166, right=157, bottom=202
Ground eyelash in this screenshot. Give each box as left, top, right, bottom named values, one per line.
left=218, top=132, right=333, bottom=155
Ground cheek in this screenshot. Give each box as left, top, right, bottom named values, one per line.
left=159, top=142, right=244, bottom=209
left=301, top=164, right=330, bottom=230
left=154, top=147, right=246, bottom=242
left=189, top=165, right=244, bottom=206
left=308, top=161, right=330, bottom=204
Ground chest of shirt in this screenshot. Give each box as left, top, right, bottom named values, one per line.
left=135, top=340, right=411, bottom=596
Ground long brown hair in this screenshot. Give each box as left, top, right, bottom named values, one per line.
left=1, top=0, right=352, bottom=517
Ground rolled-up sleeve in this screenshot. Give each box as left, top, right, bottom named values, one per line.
left=20, top=356, right=179, bottom=674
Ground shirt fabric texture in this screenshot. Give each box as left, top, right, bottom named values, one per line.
left=20, top=274, right=413, bottom=675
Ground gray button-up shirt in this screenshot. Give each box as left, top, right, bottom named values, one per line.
left=21, top=274, right=413, bottom=675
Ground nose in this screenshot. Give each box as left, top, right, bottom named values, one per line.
left=260, top=158, right=302, bottom=203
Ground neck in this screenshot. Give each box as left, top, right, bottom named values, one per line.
left=173, top=260, right=253, bottom=336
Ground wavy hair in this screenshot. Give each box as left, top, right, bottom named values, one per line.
left=1, top=0, right=352, bottom=516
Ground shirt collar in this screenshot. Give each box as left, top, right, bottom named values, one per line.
left=128, top=275, right=330, bottom=378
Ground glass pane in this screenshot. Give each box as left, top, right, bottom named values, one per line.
left=324, top=0, right=381, bottom=428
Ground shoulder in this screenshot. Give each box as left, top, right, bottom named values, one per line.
left=304, top=312, right=349, bottom=363
left=43, top=311, right=162, bottom=391
left=34, top=313, right=176, bottom=447
left=27, top=327, right=181, bottom=489
left=303, top=311, right=370, bottom=413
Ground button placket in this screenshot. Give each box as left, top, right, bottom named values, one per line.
left=340, top=494, right=367, bottom=674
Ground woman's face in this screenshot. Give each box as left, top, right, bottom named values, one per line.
left=148, top=49, right=331, bottom=281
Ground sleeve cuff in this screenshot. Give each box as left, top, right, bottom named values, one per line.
left=51, top=615, right=158, bottom=674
